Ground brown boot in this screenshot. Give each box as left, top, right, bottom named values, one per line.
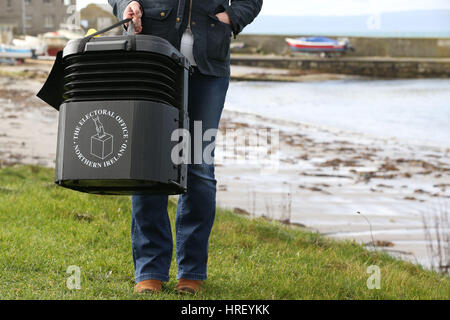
left=134, top=279, right=162, bottom=293
left=175, top=279, right=203, bottom=294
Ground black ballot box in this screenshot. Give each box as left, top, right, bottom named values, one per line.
left=40, top=24, right=190, bottom=195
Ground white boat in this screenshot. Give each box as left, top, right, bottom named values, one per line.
left=0, top=44, right=33, bottom=59
left=13, top=36, right=47, bottom=56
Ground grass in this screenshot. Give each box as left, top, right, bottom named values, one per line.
left=0, top=165, right=448, bottom=299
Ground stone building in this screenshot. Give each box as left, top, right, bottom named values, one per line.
left=0, top=24, right=14, bottom=44
left=80, top=3, right=120, bottom=35
left=0, top=0, right=76, bottom=36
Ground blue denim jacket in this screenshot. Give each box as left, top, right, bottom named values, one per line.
left=108, top=0, right=263, bottom=77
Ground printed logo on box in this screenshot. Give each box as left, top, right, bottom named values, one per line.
left=72, top=109, right=129, bottom=168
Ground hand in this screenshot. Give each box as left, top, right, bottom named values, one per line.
left=215, top=11, right=231, bottom=25
left=123, top=1, right=143, bottom=34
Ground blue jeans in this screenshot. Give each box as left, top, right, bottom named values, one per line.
left=131, top=70, right=230, bottom=283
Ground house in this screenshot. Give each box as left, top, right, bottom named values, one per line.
left=80, top=3, right=120, bottom=36
left=0, top=24, right=14, bottom=44
left=0, top=0, right=76, bottom=36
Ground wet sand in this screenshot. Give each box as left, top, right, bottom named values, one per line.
left=231, top=65, right=368, bottom=82
left=1, top=61, right=449, bottom=268
left=0, top=76, right=57, bottom=167
left=215, top=110, right=450, bottom=267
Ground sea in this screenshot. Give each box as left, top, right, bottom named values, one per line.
left=225, top=79, right=450, bottom=148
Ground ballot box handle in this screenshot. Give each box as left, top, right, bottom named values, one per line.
left=77, top=18, right=135, bottom=53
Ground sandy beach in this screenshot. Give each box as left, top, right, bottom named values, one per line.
left=216, top=109, right=449, bottom=266
left=0, top=60, right=449, bottom=269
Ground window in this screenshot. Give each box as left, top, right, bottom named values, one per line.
left=44, top=16, right=54, bottom=28
left=25, top=0, right=32, bottom=5
left=7, top=0, right=12, bottom=8
left=97, top=17, right=113, bottom=30
left=25, top=16, right=33, bottom=29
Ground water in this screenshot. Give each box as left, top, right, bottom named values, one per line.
left=225, top=79, right=450, bottom=148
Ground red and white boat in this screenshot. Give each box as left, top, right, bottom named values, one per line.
left=41, top=24, right=85, bottom=56
left=285, top=37, right=351, bottom=55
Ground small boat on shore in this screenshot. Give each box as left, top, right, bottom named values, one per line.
left=285, top=37, right=352, bottom=56
left=13, top=36, right=47, bottom=57
left=42, top=24, right=85, bottom=56
left=0, top=44, right=33, bottom=59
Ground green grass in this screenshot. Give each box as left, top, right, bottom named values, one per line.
left=0, top=165, right=448, bottom=299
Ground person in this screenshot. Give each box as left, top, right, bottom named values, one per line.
left=108, top=0, right=262, bottom=294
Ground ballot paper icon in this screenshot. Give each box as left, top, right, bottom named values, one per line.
left=90, top=116, right=113, bottom=160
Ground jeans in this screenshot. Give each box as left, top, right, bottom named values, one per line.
left=131, top=69, right=230, bottom=283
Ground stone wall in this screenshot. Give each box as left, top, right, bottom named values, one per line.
left=232, top=34, right=450, bottom=58
left=230, top=56, right=450, bottom=78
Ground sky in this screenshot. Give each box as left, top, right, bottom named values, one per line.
left=77, top=0, right=450, bottom=16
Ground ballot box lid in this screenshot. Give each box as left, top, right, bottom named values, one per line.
left=63, top=34, right=190, bottom=71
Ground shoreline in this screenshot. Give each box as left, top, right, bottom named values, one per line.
left=0, top=63, right=449, bottom=269
left=230, top=65, right=370, bottom=82
left=215, top=108, right=449, bottom=268
left=223, top=102, right=450, bottom=151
